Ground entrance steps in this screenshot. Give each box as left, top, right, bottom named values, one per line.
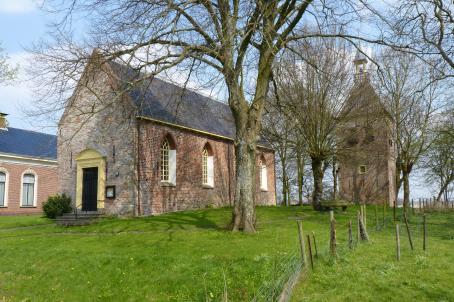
left=56, top=210, right=105, bottom=226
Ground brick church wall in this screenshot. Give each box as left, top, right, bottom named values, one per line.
left=0, top=161, right=57, bottom=215
left=58, top=62, right=276, bottom=216
left=138, top=119, right=276, bottom=215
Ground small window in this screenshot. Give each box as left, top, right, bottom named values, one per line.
left=259, top=157, right=268, bottom=191
left=202, top=145, right=214, bottom=187
left=389, top=139, right=393, bottom=147
left=22, top=173, right=36, bottom=207
left=160, top=136, right=176, bottom=184
left=0, top=171, right=6, bottom=207
left=358, top=165, right=367, bottom=174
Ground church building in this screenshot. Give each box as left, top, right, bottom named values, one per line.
left=337, top=52, right=396, bottom=205
left=58, top=57, right=276, bottom=216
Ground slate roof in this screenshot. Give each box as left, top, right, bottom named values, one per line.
left=0, top=127, right=57, bottom=160
left=109, top=61, right=237, bottom=140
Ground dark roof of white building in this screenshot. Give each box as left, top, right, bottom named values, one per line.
left=0, top=127, right=57, bottom=160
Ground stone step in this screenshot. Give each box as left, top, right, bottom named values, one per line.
left=56, top=211, right=105, bottom=226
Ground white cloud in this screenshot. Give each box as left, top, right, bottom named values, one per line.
left=0, top=0, right=40, bottom=14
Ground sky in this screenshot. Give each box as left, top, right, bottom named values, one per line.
left=0, top=0, right=436, bottom=199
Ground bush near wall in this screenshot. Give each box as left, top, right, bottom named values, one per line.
left=42, top=194, right=72, bottom=218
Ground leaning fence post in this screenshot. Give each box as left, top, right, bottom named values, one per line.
left=297, top=220, right=307, bottom=266
left=403, top=212, right=414, bottom=251
left=396, top=223, right=401, bottom=261
left=312, top=231, right=318, bottom=258
left=348, top=220, right=353, bottom=250
left=306, top=234, right=314, bottom=270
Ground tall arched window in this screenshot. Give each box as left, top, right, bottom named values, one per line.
left=22, top=173, right=36, bottom=207
left=160, top=136, right=176, bottom=184
left=202, top=144, right=214, bottom=187
left=259, top=156, right=268, bottom=191
left=0, top=171, right=6, bottom=207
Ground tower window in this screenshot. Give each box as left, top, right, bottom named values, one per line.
left=359, top=165, right=367, bottom=174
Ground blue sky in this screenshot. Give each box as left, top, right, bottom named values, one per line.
left=0, top=0, right=56, bottom=133
left=0, top=0, right=435, bottom=199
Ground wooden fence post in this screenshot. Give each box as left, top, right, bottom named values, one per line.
left=363, top=204, right=367, bottom=231
left=357, top=211, right=361, bottom=242
left=396, top=224, right=400, bottom=261
left=403, top=212, right=414, bottom=251
left=297, top=220, right=307, bottom=266
left=423, top=214, right=427, bottom=252
left=306, top=235, right=314, bottom=270
left=393, top=199, right=397, bottom=223
left=348, top=220, right=353, bottom=250
left=330, top=217, right=337, bottom=257
left=312, top=231, right=318, bottom=258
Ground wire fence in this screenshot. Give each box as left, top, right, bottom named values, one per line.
left=250, top=250, right=303, bottom=302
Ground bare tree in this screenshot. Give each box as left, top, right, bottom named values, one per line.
left=262, top=97, right=295, bottom=206
left=29, top=1, right=386, bottom=231
left=387, top=0, right=454, bottom=74
left=272, top=38, right=352, bottom=209
left=424, top=110, right=454, bottom=202
left=0, top=43, right=17, bottom=84
left=376, top=50, right=442, bottom=211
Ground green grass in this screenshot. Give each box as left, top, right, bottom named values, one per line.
left=0, top=206, right=452, bottom=301
left=291, top=208, right=454, bottom=302
left=0, top=215, right=52, bottom=229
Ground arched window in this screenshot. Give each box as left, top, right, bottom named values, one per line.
left=21, top=173, right=36, bottom=207
left=202, top=144, right=214, bottom=187
left=0, top=171, right=7, bottom=207
left=259, top=156, right=268, bottom=191
left=160, top=136, right=176, bottom=184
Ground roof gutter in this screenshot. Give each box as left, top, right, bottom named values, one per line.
left=0, top=152, right=58, bottom=166
left=136, top=115, right=274, bottom=151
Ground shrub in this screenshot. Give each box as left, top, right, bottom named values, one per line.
left=42, top=194, right=72, bottom=218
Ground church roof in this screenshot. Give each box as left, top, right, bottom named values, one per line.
left=108, top=61, right=255, bottom=143
left=0, top=127, right=57, bottom=160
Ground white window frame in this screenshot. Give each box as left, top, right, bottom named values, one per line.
left=259, top=159, right=268, bottom=191
left=20, top=170, right=38, bottom=207
left=202, top=147, right=214, bottom=187
left=0, top=168, right=9, bottom=207
left=160, top=138, right=176, bottom=185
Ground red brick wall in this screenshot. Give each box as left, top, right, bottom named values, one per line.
left=0, top=161, right=58, bottom=215
left=138, top=120, right=276, bottom=215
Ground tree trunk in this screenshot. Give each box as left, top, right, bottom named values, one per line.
left=402, top=171, right=410, bottom=214
left=231, top=135, right=257, bottom=233
left=311, top=157, right=324, bottom=210
left=281, top=155, right=288, bottom=206
left=332, top=156, right=337, bottom=200
left=296, top=147, right=304, bottom=206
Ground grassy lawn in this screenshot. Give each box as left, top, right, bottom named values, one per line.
left=291, top=208, right=454, bottom=302
left=0, top=206, right=452, bottom=301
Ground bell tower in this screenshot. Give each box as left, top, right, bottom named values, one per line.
left=336, top=51, right=396, bottom=206
left=353, top=50, right=368, bottom=82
